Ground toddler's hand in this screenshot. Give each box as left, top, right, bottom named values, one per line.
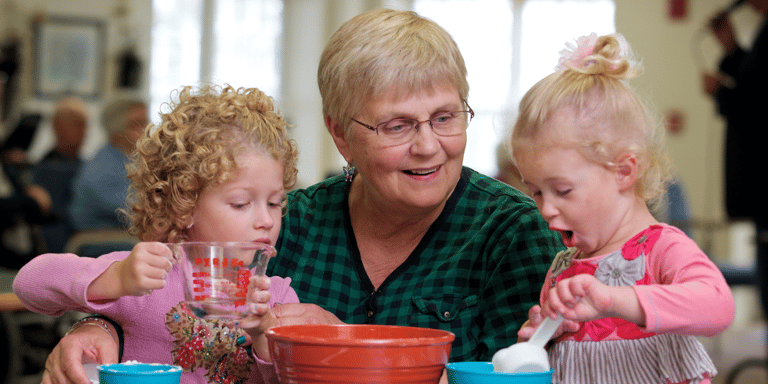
left=517, top=305, right=579, bottom=342
left=116, top=242, right=174, bottom=297
left=542, top=274, right=611, bottom=322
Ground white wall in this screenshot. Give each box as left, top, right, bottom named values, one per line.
left=616, top=0, right=763, bottom=262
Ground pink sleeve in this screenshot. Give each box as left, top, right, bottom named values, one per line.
left=267, top=275, right=300, bottom=306
left=12, top=251, right=129, bottom=316
left=634, top=226, right=735, bottom=336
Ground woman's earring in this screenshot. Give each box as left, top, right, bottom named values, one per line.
left=342, top=162, right=356, bottom=182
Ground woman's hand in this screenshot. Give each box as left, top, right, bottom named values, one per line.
left=42, top=322, right=119, bottom=384
left=517, top=305, right=580, bottom=342
left=25, top=184, right=53, bottom=214
left=237, top=303, right=345, bottom=361
left=88, top=242, right=174, bottom=300
left=270, top=303, right=345, bottom=326
left=701, top=73, right=723, bottom=97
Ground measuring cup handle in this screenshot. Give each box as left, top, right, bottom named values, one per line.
left=528, top=314, right=563, bottom=348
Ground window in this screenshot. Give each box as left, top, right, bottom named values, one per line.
left=150, top=0, right=282, bottom=123
left=414, top=0, right=615, bottom=177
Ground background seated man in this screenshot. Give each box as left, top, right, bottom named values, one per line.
left=68, top=96, right=147, bottom=232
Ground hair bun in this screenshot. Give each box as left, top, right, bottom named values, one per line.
left=555, top=33, right=641, bottom=80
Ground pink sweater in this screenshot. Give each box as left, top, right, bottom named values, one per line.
left=13, top=251, right=299, bottom=384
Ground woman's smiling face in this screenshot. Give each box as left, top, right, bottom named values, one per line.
left=345, top=83, right=467, bottom=212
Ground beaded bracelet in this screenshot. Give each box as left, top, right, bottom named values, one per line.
left=66, top=316, right=114, bottom=338
left=65, top=315, right=125, bottom=361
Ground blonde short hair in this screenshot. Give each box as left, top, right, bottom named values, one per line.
left=125, top=84, right=298, bottom=242
left=511, top=33, right=671, bottom=204
left=102, top=95, right=146, bottom=135
left=318, top=8, right=469, bottom=137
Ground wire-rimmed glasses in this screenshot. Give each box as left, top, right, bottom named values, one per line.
left=351, top=104, right=474, bottom=147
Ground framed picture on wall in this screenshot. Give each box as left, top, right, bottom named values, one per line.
left=32, top=16, right=105, bottom=99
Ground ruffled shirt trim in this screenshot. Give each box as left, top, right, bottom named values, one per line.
left=549, top=333, right=716, bottom=384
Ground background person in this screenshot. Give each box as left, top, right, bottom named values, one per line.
left=700, top=0, right=768, bottom=326
left=68, top=96, right=148, bottom=232
left=1, top=137, right=52, bottom=268
left=32, top=96, right=87, bottom=253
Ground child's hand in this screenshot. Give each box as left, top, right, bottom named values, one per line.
left=115, top=242, right=174, bottom=297
left=247, top=275, right=272, bottom=316
left=517, top=304, right=580, bottom=342
left=236, top=275, right=275, bottom=361
left=542, top=274, right=612, bottom=322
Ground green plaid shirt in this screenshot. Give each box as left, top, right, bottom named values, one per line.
left=270, top=167, right=562, bottom=362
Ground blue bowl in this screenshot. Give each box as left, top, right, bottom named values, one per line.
left=446, top=362, right=553, bottom=384
left=98, top=362, right=182, bottom=384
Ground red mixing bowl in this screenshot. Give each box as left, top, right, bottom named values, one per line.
left=266, top=324, right=455, bottom=383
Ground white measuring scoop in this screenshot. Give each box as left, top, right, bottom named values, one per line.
left=491, top=314, right=563, bottom=373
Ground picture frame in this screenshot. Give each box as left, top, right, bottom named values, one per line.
left=32, top=16, right=105, bottom=99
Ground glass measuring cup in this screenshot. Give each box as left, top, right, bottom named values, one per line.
left=170, top=241, right=275, bottom=320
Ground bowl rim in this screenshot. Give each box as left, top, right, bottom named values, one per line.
left=266, top=324, right=455, bottom=346
left=445, top=362, right=554, bottom=376
left=97, top=363, right=183, bottom=375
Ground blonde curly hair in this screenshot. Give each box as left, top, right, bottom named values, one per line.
left=511, top=33, right=671, bottom=206
left=124, top=84, right=298, bottom=242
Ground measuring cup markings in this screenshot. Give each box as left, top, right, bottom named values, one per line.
left=192, top=270, right=210, bottom=300
left=233, top=269, right=251, bottom=306
left=193, top=257, right=245, bottom=268
left=190, top=257, right=251, bottom=305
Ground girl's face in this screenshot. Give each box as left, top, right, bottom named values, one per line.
left=339, top=83, right=467, bottom=213
left=187, top=149, right=284, bottom=246
left=515, top=109, right=630, bottom=258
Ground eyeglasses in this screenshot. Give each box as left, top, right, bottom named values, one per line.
left=351, top=105, right=474, bottom=147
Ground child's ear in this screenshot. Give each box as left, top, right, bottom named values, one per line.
left=614, top=153, right=638, bottom=191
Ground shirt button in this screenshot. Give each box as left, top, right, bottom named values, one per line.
left=367, top=310, right=374, bottom=317
left=443, top=311, right=451, bottom=318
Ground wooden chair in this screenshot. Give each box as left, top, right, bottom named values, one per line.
left=64, top=228, right=139, bottom=257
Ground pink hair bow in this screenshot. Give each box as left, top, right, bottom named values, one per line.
left=555, top=33, right=599, bottom=71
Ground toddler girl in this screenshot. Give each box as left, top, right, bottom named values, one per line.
left=511, top=33, right=735, bottom=384
left=13, top=84, right=300, bottom=384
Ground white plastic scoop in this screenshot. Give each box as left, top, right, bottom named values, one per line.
left=492, top=314, right=563, bottom=373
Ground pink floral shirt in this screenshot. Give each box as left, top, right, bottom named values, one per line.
left=541, top=224, right=735, bottom=384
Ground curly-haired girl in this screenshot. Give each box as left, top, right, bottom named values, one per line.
left=510, top=34, right=734, bottom=383
left=14, top=84, right=299, bottom=384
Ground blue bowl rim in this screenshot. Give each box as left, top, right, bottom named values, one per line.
left=446, top=362, right=554, bottom=376
left=98, top=363, right=183, bottom=376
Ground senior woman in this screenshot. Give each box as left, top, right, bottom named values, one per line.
left=37, top=8, right=562, bottom=384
